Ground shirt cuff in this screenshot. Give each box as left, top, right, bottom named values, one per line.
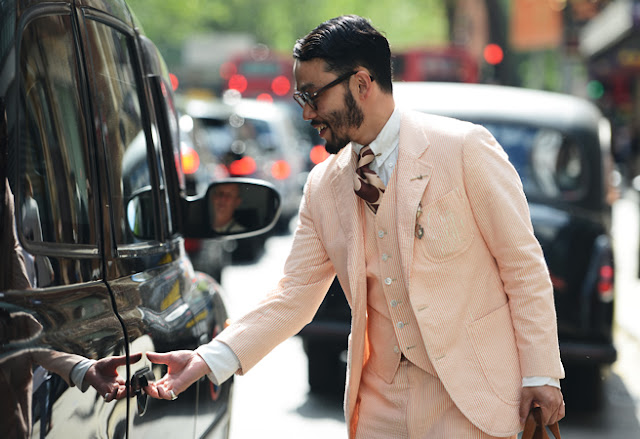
left=70, top=359, right=96, bottom=392
left=195, top=339, right=240, bottom=386
left=522, top=376, right=561, bottom=389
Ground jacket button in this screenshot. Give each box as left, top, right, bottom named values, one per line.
left=384, top=277, right=392, bottom=285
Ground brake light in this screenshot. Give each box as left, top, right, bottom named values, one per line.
left=257, top=93, right=274, bottom=103
left=597, top=264, right=614, bottom=302
left=271, top=75, right=291, bottom=96
left=228, top=74, right=248, bottom=93
left=271, top=160, right=291, bottom=180
left=169, top=73, right=179, bottom=91
left=181, top=144, right=200, bottom=175
left=549, top=273, right=566, bottom=292
left=184, top=238, right=202, bottom=253
left=229, top=156, right=256, bottom=176
left=310, top=145, right=330, bottom=165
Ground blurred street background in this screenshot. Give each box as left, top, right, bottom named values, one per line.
left=124, top=0, right=640, bottom=436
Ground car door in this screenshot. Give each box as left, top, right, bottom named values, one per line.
left=76, top=5, right=230, bottom=438
left=1, top=4, right=129, bottom=438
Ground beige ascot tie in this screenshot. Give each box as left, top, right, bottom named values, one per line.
left=353, top=145, right=386, bottom=213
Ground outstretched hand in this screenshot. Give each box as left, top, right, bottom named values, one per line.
left=84, top=352, right=142, bottom=402
left=143, top=351, right=210, bottom=400
left=519, top=385, right=565, bottom=426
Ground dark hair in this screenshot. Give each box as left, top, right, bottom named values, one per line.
left=293, top=15, right=393, bottom=93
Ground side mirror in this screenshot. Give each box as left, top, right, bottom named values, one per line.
left=182, top=178, right=281, bottom=240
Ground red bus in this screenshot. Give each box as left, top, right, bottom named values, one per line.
left=393, top=47, right=479, bottom=83
left=220, top=51, right=294, bottom=101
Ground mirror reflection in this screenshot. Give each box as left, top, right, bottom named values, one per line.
left=205, top=180, right=281, bottom=238
left=209, top=183, right=247, bottom=234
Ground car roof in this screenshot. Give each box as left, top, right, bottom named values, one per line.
left=392, top=82, right=604, bottom=132
left=179, top=96, right=292, bottom=123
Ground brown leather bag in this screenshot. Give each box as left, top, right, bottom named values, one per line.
left=521, top=406, right=561, bottom=439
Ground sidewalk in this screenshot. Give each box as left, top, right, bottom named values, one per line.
left=612, top=188, right=640, bottom=342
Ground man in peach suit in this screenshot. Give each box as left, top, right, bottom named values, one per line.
left=145, top=15, right=565, bottom=438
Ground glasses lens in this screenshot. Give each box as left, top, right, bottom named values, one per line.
left=294, top=92, right=313, bottom=109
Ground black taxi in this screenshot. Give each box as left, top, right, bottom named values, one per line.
left=0, top=0, right=280, bottom=437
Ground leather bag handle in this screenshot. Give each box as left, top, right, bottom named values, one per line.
left=521, top=406, right=561, bottom=439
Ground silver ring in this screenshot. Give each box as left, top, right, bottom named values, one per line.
left=169, top=390, right=178, bottom=400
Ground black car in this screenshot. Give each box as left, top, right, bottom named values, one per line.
left=179, top=112, right=234, bottom=282
left=0, top=1, right=280, bottom=438
left=299, top=82, right=617, bottom=409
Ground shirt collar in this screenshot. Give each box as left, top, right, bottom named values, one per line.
left=353, top=107, right=401, bottom=165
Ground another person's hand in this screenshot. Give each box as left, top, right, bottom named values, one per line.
left=519, top=385, right=565, bottom=426
left=84, top=352, right=142, bottom=402
left=143, top=350, right=210, bottom=400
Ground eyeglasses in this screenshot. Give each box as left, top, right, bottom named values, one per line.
left=293, top=70, right=358, bottom=110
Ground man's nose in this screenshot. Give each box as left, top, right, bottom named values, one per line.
left=301, top=102, right=317, bottom=121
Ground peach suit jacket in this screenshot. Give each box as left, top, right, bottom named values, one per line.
left=216, top=109, right=564, bottom=438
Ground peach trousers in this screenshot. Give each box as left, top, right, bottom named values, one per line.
left=354, top=358, right=518, bottom=439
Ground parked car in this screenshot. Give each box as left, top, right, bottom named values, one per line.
left=0, top=2, right=280, bottom=439
left=298, top=82, right=617, bottom=409
left=179, top=112, right=234, bottom=282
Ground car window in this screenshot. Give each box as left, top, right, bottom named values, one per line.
left=147, top=74, right=180, bottom=235
left=482, top=123, right=588, bottom=202
left=83, top=18, right=157, bottom=245
left=18, top=14, right=96, bottom=254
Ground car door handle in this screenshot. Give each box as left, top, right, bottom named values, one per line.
left=131, top=366, right=155, bottom=416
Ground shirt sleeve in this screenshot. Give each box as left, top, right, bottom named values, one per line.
left=70, top=358, right=96, bottom=391
left=522, top=376, right=560, bottom=388
left=195, top=339, right=240, bottom=386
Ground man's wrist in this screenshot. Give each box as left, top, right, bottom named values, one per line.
left=195, top=340, right=239, bottom=386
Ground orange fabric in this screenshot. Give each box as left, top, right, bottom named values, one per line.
left=356, top=360, right=517, bottom=439
left=217, top=110, right=564, bottom=437
left=363, top=170, right=436, bottom=382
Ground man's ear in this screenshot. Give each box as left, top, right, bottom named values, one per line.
left=354, top=70, right=374, bottom=100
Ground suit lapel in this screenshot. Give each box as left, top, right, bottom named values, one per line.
left=330, top=145, right=367, bottom=307
left=395, top=112, right=433, bottom=287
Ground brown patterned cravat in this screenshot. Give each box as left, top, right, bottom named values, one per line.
left=353, top=145, right=386, bottom=213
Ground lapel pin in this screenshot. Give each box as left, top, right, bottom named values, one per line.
left=415, top=202, right=424, bottom=239
left=410, top=174, right=428, bottom=181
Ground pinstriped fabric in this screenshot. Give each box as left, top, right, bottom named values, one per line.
left=355, top=361, right=517, bottom=439
left=362, top=169, right=435, bottom=384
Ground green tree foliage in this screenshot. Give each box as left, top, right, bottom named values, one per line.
left=127, top=0, right=448, bottom=66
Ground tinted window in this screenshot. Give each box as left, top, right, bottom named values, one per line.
left=483, top=123, right=588, bottom=201
left=84, top=18, right=156, bottom=245
left=18, top=14, right=96, bottom=254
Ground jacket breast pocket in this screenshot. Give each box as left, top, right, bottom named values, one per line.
left=417, top=187, right=475, bottom=262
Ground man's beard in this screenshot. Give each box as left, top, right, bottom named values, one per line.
left=323, top=90, right=364, bottom=154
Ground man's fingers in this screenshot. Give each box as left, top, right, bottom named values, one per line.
left=550, top=399, right=566, bottom=424
left=146, top=351, right=171, bottom=365
left=97, top=354, right=129, bottom=372
left=519, top=393, right=534, bottom=424
left=144, top=381, right=161, bottom=399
